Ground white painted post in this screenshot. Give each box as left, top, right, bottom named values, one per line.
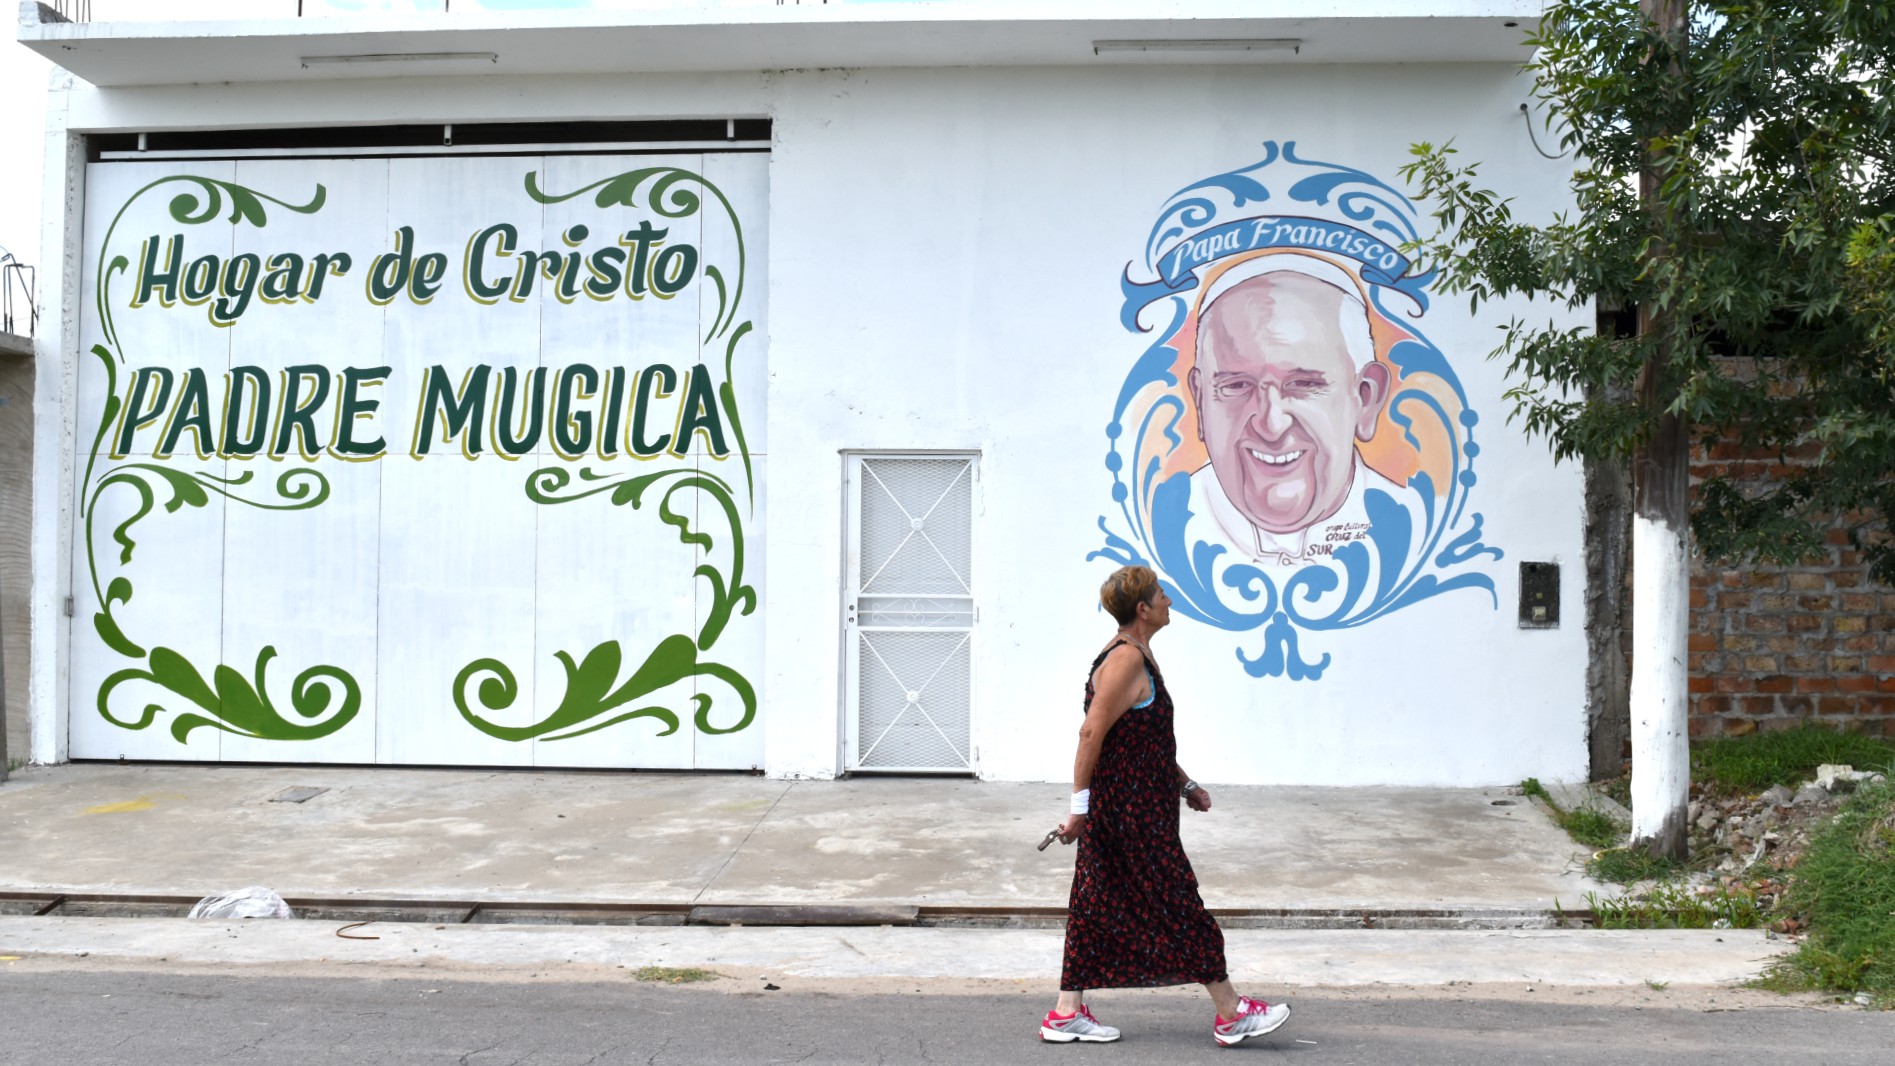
left=1628, top=515, right=1689, bottom=852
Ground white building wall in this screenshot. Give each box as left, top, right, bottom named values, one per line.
left=763, top=64, right=1585, bottom=785
left=35, top=59, right=1587, bottom=785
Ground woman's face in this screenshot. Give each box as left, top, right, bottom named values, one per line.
left=1138, top=587, right=1173, bottom=630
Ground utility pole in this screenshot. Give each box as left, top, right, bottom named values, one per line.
left=1627, top=0, right=1690, bottom=860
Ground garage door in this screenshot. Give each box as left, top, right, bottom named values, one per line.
left=69, top=140, right=767, bottom=769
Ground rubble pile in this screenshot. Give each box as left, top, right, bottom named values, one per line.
left=1688, top=764, right=1888, bottom=876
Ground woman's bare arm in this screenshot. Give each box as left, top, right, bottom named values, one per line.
left=1056, top=645, right=1149, bottom=840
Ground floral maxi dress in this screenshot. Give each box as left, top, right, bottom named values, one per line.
left=1060, top=640, right=1228, bottom=991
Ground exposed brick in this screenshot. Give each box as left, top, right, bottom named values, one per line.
left=1684, top=447, right=1889, bottom=738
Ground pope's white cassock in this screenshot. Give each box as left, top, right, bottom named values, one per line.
left=1187, top=459, right=1415, bottom=571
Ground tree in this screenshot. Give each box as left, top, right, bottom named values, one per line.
left=1401, top=0, right=1895, bottom=858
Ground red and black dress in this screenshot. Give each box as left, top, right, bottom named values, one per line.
left=1060, top=640, right=1228, bottom=991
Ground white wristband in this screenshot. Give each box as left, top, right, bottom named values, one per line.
left=1070, top=788, right=1091, bottom=815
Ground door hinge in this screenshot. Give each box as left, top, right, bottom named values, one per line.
left=64, top=595, right=75, bottom=617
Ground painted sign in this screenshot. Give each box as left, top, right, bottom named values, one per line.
left=1094, top=143, right=1502, bottom=679
left=70, top=153, right=767, bottom=767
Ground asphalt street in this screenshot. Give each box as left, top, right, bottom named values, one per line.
left=3, top=969, right=1891, bottom=1065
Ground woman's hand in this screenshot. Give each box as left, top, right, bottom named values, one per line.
left=1055, top=812, right=1088, bottom=843
left=1185, top=785, right=1211, bottom=812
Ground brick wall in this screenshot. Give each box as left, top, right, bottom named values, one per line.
left=1687, top=441, right=1895, bottom=738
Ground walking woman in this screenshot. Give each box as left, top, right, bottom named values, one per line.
left=1039, top=564, right=1291, bottom=1047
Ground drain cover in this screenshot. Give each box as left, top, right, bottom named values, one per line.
left=270, top=786, right=330, bottom=804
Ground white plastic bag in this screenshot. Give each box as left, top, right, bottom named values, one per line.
left=188, top=886, right=294, bottom=920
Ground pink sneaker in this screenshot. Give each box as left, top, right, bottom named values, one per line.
left=1040, top=1004, right=1122, bottom=1043
left=1213, top=996, right=1290, bottom=1046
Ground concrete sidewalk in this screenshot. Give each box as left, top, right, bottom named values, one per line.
left=0, top=763, right=1604, bottom=912
left=2, top=765, right=1781, bottom=992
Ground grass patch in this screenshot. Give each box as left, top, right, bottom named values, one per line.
left=1561, top=807, right=1623, bottom=849
left=1585, top=880, right=1763, bottom=929
left=1693, top=724, right=1895, bottom=795
left=1586, top=846, right=1686, bottom=885
left=632, top=966, right=723, bottom=984
left=1521, top=778, right=1625, bottom=851
left=1762, top=781, right=1895, bottom=1003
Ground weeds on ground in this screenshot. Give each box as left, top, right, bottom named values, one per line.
left=1693, top=725, right=1895, bottom=795
left=1761, top=781, right=1895, bottom=1005
left=1561, top=807, right=1623, bottom=850
left=1586, top=846, right=1687, bottom=885
left=1521, top=778, right=1624, bottom=851
left=632, top=967, right=723, bottom=984
left=1585, top=881, right=1762, bottom=930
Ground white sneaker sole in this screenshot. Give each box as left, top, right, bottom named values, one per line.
left=1213, top=1003, right=1290, bottom=1047
left=1040, top=1025, right=1121, bottom=1043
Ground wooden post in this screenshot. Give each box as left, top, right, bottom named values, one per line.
left=1627, top=0, right=1691, bottom=860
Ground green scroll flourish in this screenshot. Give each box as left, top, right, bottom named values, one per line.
left=452, top=467, right=758, bottom=740
left=100, top=645, right=360, bottom=744
left=84, top=176, right=357, bottom=742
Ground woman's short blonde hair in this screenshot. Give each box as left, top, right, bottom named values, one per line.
left=1100, top=565, right=1161, bottom=626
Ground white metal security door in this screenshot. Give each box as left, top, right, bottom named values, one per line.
left=844, top=455, right=976, bottom=773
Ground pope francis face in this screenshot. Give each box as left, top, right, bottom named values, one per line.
left=1189, top=272, right=1391, bottom=535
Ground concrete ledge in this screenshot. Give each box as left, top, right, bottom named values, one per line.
left=689, top=904, right=920, bottom=927
left=0, top=916, right=1793, bottom=987
left=0, top=330, right=31, bottom=358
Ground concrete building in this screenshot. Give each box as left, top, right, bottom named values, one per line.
left=13, top=1, right=1597, bottom=785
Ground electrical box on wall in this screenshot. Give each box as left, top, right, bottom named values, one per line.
left=1519, top=562, right=1560, bottom=628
